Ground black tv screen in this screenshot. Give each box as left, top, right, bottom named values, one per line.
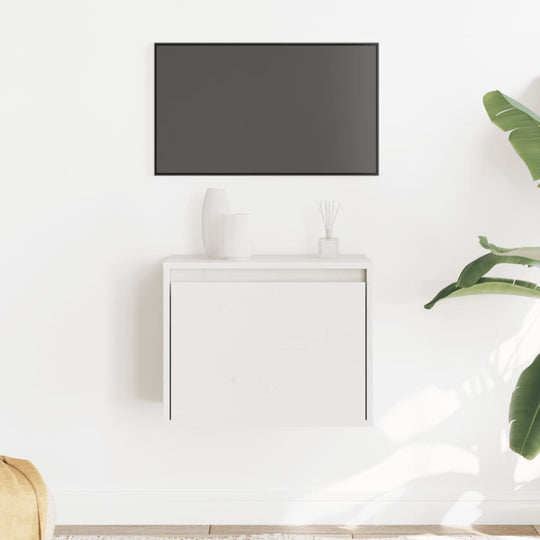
left=154, top=43, right=378, bottom=175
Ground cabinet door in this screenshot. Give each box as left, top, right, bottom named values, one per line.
left=170, top=281, right=366, bottom=426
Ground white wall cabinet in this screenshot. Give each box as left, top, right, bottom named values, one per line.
left=163, top=256, right=371, bottom=426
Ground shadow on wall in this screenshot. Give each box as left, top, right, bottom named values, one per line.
left=133, top=262, right=163, bottom=402
left=309, top=299, right=540, bottom=524
left=111, top=261, right=163, bottom=404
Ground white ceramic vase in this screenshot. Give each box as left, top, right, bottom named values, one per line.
left=202, top=188, right=230, bottom=258
left=223, top=213, right=252, bottom=260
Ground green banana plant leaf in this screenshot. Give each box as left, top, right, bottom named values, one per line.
left=457, top=236, right=540, bottom=287
left=479, top=235, right=540, bottom=260
left=424, top=277, right=540, bottom=309
left=509, top=353, right=540, bottom=459
left=483, top=91, right=540, bottom=182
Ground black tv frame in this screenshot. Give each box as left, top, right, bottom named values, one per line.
left=154, top=42, right=379, bottom=176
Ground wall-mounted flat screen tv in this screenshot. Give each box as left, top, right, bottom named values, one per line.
left=155, top=43, right=378, bottom=175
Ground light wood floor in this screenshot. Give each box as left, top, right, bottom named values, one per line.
left=54, top=524, right=540, bottom=537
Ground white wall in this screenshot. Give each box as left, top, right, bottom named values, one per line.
left=2, top=0, right=540, bottom=525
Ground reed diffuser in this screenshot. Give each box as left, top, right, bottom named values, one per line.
left=317, top=200, right=340, bottom=258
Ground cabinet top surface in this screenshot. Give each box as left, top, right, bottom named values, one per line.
left=164, top=254, right=371, bottom=269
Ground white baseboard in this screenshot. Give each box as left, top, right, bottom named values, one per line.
left=53, top=490, right=540, bottom=525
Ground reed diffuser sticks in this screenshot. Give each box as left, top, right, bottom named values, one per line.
left=317, top=200, right=340, bottom=258
left=317, top=200, right=341, bottom=239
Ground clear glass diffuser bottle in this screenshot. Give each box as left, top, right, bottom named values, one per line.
left=317, top=201, right=340, bottom=258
